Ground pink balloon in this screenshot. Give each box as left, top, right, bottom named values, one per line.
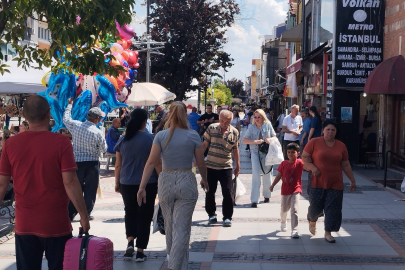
left=115, top=20, right=135, bottom=40
left=111, top=43, right=123, bottom=54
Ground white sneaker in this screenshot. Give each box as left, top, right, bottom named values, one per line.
left=281, top=223, right=287, bottom=232
left=223, top=219, right=232, bottom=227
left=291, top=231, right=300, bottom=238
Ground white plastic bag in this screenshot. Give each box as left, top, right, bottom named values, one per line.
left=265, top=139, right=284, bottom=166
left=401, top=176, right=405, bottom=193
left=234, top=177, right=246, bottom=203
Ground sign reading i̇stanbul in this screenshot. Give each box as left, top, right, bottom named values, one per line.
left=334, top=0, right=385, bottom=88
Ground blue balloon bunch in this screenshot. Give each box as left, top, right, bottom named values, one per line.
left=38, top=72, right=129, bottom=132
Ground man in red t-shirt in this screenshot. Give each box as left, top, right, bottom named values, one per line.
left=270, top=143, right=304, bottom=239
left=0, top=96, right=90, bottom=270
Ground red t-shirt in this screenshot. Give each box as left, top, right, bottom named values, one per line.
left=303, top=137, right=349, bottom=190
left=277, top=159, right=304, bottom=195
left=0, top=131, right=77, bottom=237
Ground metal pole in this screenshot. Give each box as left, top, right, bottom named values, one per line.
left=384, top=151, right=389, bottom=188
left=146, top=37, right=150, bottom=82
left=146, top=0, right=150, bottom=34
left=197, top=87, right=201, bottom=111
left=204, top=86, right=207, bottom=112
left=146, top=0, right=151, bottom=82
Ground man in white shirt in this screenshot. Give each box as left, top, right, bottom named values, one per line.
left=282, top=104, right=303, bottom=160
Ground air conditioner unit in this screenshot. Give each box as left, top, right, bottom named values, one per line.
left=27, top=27, right=35, bottom=35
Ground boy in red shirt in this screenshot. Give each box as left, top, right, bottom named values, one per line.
left=270, top=143, right=304, bottom=238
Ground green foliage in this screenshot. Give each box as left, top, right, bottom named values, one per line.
left=135, top=0, right=240, bottom=101
left=0, top=64, right=10, bottom=75
left=0, top=0, right=134, bottom=76
left=201, top=80, right=233, bottom=106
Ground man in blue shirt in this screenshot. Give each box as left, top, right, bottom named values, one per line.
left=299, top=109, right=311, bottom=154
left=188, top=107, right=200, bottom=132
left=106, top=118, right=121, bottom=154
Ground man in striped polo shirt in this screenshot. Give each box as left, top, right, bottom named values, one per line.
left=201, top=110, right=240, bottom=227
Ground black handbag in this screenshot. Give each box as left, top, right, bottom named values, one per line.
left=157, top=206, right=165, bottom=235
left=259, top=142, right=269, bottom=154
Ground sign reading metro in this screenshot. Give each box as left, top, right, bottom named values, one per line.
left=334, top=0, right=385, bottom=88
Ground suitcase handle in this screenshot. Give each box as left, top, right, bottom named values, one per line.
left=78, top=227, right=89, bottom=238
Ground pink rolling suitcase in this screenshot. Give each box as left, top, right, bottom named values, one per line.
left=63, top=229, right=114, bottom=270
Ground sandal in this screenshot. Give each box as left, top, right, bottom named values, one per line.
left=308, top=222, right=316, bottom=235
left=325, top=235, right=336, bottom=243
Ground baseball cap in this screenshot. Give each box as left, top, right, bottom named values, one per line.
left=87, top=107, right=106, bottom=118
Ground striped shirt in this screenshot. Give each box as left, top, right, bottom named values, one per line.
left=63, top=104, right=107, bottom=162
left=203, top=123, right=239, bottom=170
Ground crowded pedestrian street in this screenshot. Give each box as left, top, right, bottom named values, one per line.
left=0, top=126, right=404, bottom=270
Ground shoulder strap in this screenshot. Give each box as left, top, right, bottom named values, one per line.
left=79, top=235, right=93, bottom=270
left=259, top=153, right=273, bottom=175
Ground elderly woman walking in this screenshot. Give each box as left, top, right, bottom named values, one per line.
left=137, top=101, right=208, bottom=270
left=242, top=109, right=277, bottom=207
left=302, top=120, right=356, bottom=243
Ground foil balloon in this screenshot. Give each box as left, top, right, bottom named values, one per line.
left=117, top=78, right=126, bottom=91
left=126, top=39, right=132, bottom=48
left=117, top=87, right=129, bottom=102
left=81, top=75, right=97, bottom=105
left=94, top=75, right=128, bottom=109
left=110, top=43, right=123, bottom=54
left=127, top=51, right=138, bottom=67
left=121, top=50, right=129, bottom=61
left=133, top=63, right=140, bottom=69
left=113, top=53, right=124, bottom=65
left=120, top=39, right=129, bottom=49
left=104, top=75, right=119, bottom=91
left=98, top=101, right=111, bottom=122
left=41, top=71, right=52, bottom=87
left=59, top=73, right=77, bottom=111
left=40, top=73, right=66, bottom=132
left=72, top=90, right=92, bottom=122
left=115, top=20, right=135, bottom=40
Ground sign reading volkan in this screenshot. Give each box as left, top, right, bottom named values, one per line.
left=334, top=0, right=385, bottom=88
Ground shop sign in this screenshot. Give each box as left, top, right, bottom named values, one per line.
left=286, top=60, right=301, bottom=76
left=334, top=0, right=385, bottom=88
left=324, top=53, right=333, bottom=119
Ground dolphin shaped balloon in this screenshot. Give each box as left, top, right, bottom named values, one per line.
left=72, top=90, right=93, bottom=122
left=42, top=73, right=67, bottom=132
left=94, top=75, right=128, bottom=109
left=59, top=73, right=77, bottom=112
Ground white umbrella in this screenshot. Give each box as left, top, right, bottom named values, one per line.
left=127, top=82, right=176, bottom=106
left=0, top=60, right=49, bottom=94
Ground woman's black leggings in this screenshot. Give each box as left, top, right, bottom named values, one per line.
left=307, top=188, right=343, bottom=232
left=120, top=183, right=158, bottom=249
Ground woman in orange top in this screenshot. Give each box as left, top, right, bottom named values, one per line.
left=302, top=120, right=356, bottom=243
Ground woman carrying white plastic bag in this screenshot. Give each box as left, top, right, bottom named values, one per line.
left=265, top=139, right=284, bottom=166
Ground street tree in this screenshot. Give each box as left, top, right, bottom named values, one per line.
left=226, top=78, right=244, bottom=97
left=136, top=0, right=239, bottom=101
left=202, top=79, right=233, bottom=106
left=0, top=0, right=134, bottom=76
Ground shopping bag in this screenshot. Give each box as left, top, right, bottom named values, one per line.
left=265, top=139, right=284, bottom=166
left=401, top=176, right=405, bottom=193
left=152, top=204, right=166, bottom=235
left=234, top=177, right=246, bottom=203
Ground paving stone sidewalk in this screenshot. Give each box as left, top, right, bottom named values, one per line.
left=0, top=126, right=405, bottom=269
